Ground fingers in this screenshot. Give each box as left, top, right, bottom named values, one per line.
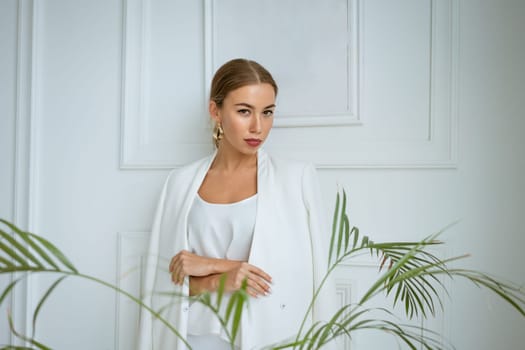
left=169, top=250, right=189, bottom=285
left=172, top=264, right=184, bottom=285
left=241, top=276, right=270, bottom=298
left=170, top=261, right=183, bottom=285
left=247, top=265, right=272, bottom=285
left=232, top=263, right=272, bottom=298
left=245, top=276, right=270, bottom=297
left=169, top=251, right=216, bottom=285
left=168, top=250, right=185, bottom=273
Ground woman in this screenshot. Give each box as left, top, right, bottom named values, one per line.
left=138, top=59, right=337, bottom=350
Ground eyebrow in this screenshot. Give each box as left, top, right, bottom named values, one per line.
left=234, top=103, right=276, bottom=109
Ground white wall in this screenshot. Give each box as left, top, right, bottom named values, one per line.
left=0, top=0, right=18, bottom=344
left=321, top=2, right=525, bottom=349
left=1, top=0, right=524, bottom=349
left=449, top=1, right=525, bottom=347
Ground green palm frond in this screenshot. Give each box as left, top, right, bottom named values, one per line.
left=353, top=320, right=449, bottom=350
left=191, top=277, right=249, bottom=349
left=434, top=268, right=525, bottom=317
left=3, top=310, right=51, bottom=350
left=0, top=219, right=190, bottom=349
left=1, top=218, right=78, bottom=348
left=360, top=237, right=451, bottom=318
left=293, top=306, right=451, bottom=350
left=0, top=219, right=77, bottom=274
left=310, top=190, right=525, bottom=348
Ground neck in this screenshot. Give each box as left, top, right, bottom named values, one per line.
left=213, top=145, right=257, bottom=171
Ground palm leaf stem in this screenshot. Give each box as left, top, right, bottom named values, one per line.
left=0, top=268, right=191, bottom=349
left=73, top=272, right=191, bottom=348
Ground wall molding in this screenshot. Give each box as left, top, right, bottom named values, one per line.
left=204, top=0, right=361, bottom=128
left=270, top=0, right=459, bottom=169
left=335, top=279, right=352, bottom=349
left=10, top=0, right=39, bottom=345
left=120, top=0, right=152, bottom=169
left=119, top=0, right=458, bottom=169
left=120, top=0, right=211, bottom=169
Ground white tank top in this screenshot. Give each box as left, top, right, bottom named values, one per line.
left=186, top=193, right=257, bottom=343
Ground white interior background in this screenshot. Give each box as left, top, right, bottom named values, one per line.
left=1, top=0, right=524, bottom=349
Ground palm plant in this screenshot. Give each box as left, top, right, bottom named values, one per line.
left=1, top=190, right=524, bottom=349
left=280, top=191, right=525, bottom=349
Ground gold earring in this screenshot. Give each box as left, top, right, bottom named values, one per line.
left=213, top=122, right=224, bottom=148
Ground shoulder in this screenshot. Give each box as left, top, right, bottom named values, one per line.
left=164, top=153, right=214, bottom=188
left=262, top=149, right=315, bottom=179
left=261, top=150, right=321, bottom=210
left=261, top=149, right=318, bottom=195
left=262, top=149, right=311, bottom=173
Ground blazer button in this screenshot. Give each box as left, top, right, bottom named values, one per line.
left=182, top=306, right=189, bottom=312
left=280, top=303, right=286, bottom=310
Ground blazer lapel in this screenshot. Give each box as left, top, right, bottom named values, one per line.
left=179, top=151, right=217, bottom=245
left=248, top=148, right=273, bottom=265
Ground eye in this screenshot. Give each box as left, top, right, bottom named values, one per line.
left=237, top=109, right=251, bottom=116
left=263, top=110, right=274, bottom=117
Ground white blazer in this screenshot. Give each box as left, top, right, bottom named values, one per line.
left=138, top=149, right=338, bottom=349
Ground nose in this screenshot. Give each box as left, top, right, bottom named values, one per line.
left=250, top=115, right=262, bottom=134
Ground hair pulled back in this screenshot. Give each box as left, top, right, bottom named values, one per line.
left=210, top=58, right=278, bottom=107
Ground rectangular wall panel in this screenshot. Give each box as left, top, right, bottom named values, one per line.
left=262, top=0, right=458, bottom=168
left=120, top=0, right=212, bottom=168
left=120, top=0, right=458, bottom=169
left=207, top=0, right=360, bottom=127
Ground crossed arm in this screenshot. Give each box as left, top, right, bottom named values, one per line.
left=169, top=250, right=272, bottom=297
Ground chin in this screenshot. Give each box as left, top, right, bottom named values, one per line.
left=237, top=144, right=260, bottom=155
left=241, top=148, right=259, bottom=155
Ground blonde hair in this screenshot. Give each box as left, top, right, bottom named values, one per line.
left=210, top=58, right=278, bottom=107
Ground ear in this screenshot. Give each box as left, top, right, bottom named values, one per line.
left=209, top=100, right=221, bottom=123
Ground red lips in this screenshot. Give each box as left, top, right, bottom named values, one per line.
left=244, top=138, right=262, bottom=147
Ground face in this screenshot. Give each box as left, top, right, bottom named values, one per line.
left=210, top=83, right=276, bottom=155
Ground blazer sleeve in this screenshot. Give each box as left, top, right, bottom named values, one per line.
left=137, top=170, right=189, bottom=350
left=137, top=173, right=170, bottom=350
left=301, top=163, right=340, bottom=348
